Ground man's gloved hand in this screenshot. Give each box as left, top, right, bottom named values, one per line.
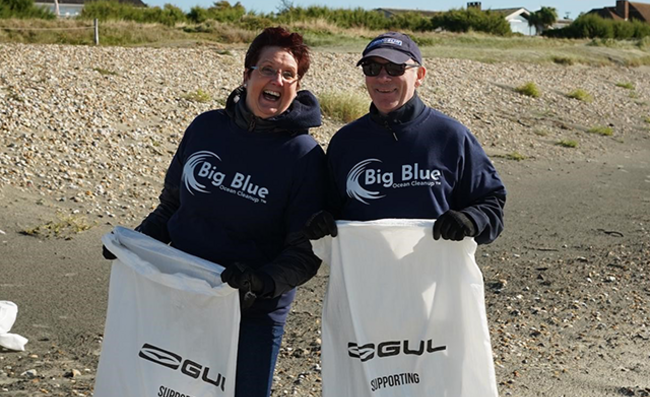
left=220, top=263, right=265, bottom=311
left=102, top=245, right=117, bottom=260
left=303, top=210, right=337, bottom=239
left=433, top=210, right=477, bottom=241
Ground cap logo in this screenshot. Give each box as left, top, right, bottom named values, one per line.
left=368, top=38, right=403, bottom=49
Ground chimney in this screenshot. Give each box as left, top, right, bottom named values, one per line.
left=616, top=0, right=629, bottom=20
left=467, top=2, right=482, bottom=10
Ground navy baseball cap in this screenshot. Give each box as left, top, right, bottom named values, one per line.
left=357, top=32, right=423, bottom=66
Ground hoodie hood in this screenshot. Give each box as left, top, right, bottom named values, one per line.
left=225, top=86, right=322, bottom=135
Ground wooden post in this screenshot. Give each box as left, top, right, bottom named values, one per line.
left=94, top=19, right=99, bottom=45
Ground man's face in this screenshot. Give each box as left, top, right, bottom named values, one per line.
left=365, top=56, right=426, bottom=115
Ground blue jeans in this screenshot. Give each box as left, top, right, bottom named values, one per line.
left=235, top=317, right=285, bottom=397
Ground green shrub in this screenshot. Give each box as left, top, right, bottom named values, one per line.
left=389, top=11, right=431, bottom=31
left=319, top=91, right=368, bottom=123
left=431, top=8, right=511, bottom=36
left=556, top=139, right=578, bottom=148
left=643, top=116, right=650, bottom=124
left=567, top=89, right=593, bottom=102
left=638, top=36, right=650, bottom=49
left=0, top=0, right=54, bottom=19
left=588, top=37, right=617, bottom=47
left=276, top=6, right=389, bottom=30
left=187, top=6, right=208, bottom=23
left=515, top=82, right=541, bottom=98
left=567, top=14, right=613, bottom=39
left=237, top=14, right=274, bottom=31
left=505, top=151, right=526, bottom=161
left=551, top=56, right=574, bottom=65
left=543, top=14, right=650, bottom=40
left=182, top=89, right=212, bottom=103
left=624, top=56, right=650, bottom=67
left=93, top=67, right=117, bottom=76
left=615, top=82, right=634, bottom=90
left=587, top=126, right=613, bottom=136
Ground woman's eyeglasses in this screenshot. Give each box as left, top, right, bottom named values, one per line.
left=250, top=65, right=298, bottom=83
left=361, top=61, right=419, bottom=77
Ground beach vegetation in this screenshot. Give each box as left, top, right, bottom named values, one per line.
left=567, top=89, right=593, bottom=102
left=319, top=91, right=368, bottom=123
left=182, top=89, right=212, bottom=103
left=515, top=82, right=541, bottom=98
left=551, top=56, right=574, bottom=65
left=587, top=125, right=613, bottom=136
left=0, top=0, right=54, bottom=19
left=505, top=151, right=527, bottom=161
left=557, top=139, right=578, bottom=148
left=93, top=67, right=118, bottom=76
left=21, top=212, right=94, bottom=239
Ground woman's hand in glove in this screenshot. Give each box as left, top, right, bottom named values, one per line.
left=220, top=263, right=265, bottom=311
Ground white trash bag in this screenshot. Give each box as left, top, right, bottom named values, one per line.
left=313, top=219, right=499, bottom=397
left=95, top=226, right=240, bottom=397
left=0, top=301, right=28, bottom=351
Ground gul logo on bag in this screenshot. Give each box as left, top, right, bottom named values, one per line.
left=139, top=343, right=227, bottom=392
left=182, top=150, right=269, bottom=204
left=346, top=159, right=443, bottom=204
left=347, top=340, right=446, bottom=362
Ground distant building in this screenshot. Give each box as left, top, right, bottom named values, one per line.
left=467, top=2, right=535, bottom=35
left=586, top=0, right=650, bottom=22
left=35, top=0, right=147, bottom=18
left=374, top=3, right=575, bottom=36
left=551, top=18, right=573, bottom=29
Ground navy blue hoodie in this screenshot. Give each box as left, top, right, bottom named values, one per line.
left=137, top=87, right=326, bottom=323
left=326, top=93, right=506, bottom=244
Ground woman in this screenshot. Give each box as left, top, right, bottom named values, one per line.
left=105, top=27, right=325, bottom=397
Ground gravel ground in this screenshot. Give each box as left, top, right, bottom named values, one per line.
left=1, top=43, right=649, bottom=397
left=1, top=44, right=649, bottom=226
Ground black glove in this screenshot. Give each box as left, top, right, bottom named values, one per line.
left=433, top=210, right=477, bottom=241
left=220, top=263, right=265, bottom=311
left=102, top=245, right=116, bottom=260
left=303, top=210, right=337, bottom=239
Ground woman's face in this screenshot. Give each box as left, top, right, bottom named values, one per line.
left=244, top=46, right=300, bottom=119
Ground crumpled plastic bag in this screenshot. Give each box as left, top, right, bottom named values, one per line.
left=0, top=301, right=29, bottom=351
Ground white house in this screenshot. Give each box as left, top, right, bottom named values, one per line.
left=467, top=3, right=536, bottom=35
left=376, top=4, right=539, bottom=36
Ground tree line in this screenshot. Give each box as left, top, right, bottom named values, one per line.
left=2, top=0, right=650, bottom=40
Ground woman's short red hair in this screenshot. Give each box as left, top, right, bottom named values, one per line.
left=244, top=26, right=310, bottom=80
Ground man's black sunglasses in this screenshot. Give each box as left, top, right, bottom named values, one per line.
left=360, top=61, right=420, bottom=77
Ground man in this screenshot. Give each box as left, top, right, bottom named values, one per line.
left=305, top=32, right=505, bottom=243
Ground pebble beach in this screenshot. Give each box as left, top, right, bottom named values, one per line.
left=1, top=43, right=650, bottom=397
left=1, top=44, right=650, bottom=227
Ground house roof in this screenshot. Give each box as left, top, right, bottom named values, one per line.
left=36, top=0, right=147, bottom=6
left=586, top=1, right=650, bottom=22
left=491, top=7, right=528, bottom=16
left=588, top=7, right=625, bottom=19
left=630, top=1, right=650, bottom=21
